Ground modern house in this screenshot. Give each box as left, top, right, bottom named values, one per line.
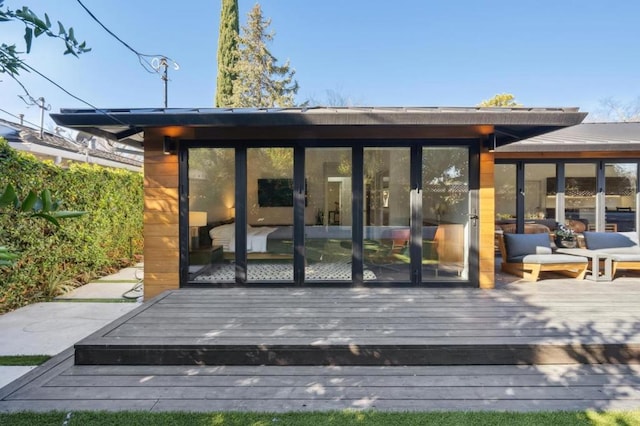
left=50, top=106, right=591, bottom=299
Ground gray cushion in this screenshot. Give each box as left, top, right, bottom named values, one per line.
left=593, top=246, right=640, bottom=255
left=504, top=233, right=552, bottom=262
left=583, top=232, right=637, bottom=250
left=606, top=253, right=640, bottom=262
left=507, top=254, right=588, bottom=264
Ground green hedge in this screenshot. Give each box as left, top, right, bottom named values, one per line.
left=0, top=138, right=143, bottom=313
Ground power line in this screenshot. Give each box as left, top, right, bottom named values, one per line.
left=0, top=107, right=46, bottom=130
left=75, top=0, right=178, bottom=74
left=20, top=63, right=134, bottom=129
left=22, top=62, right=101, bottom=111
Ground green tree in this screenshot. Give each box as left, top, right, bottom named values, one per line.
left=231, top=3, right=299, bottom=108
left=215, top=0, right=239, bottom=107
left=478, top=93, right=521, bottom=107
left=0, top=1, right=89, bottom=81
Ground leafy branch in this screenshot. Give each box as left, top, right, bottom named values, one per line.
left=0, top=0, right=90, bottom=76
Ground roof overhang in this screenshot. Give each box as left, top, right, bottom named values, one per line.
left=497, top=122, right=640, bottom=153
left=50, top=106, right=588, bottom=149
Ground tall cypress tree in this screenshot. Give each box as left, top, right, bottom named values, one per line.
left=215, top=0, right=239, bottom=107
left=231, top=3, right=299, bottom=108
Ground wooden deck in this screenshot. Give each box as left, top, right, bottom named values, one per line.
left=2, top=280, right=640, bottom=412
left=73, top=285, right=640, bottom=366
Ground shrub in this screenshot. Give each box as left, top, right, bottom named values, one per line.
left=0, top=138, right=143, bottom=312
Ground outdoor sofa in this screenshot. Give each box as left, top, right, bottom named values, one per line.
left=581, top=231, right=640, bottom=278
left=498, top=232, right=588, bottom=281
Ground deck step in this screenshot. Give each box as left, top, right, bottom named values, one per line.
left=73, top=341, right=640, bottom=366
left=72, top=288, right=640, bottom=366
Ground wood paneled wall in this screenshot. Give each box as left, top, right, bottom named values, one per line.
left=479, top=148, right=495, bottom=289
left=143, top=128, right=192, bottom=299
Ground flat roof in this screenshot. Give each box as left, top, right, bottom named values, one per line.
left=497, top=122, right=640, bottom=152
left=50, top=106, right=587, bottom=149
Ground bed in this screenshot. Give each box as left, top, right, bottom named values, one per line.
left=209, top=224, right=278, bottom=253
left=209, top=224, right=353, bottom=258
left=208, top=224, right=440, bottom=258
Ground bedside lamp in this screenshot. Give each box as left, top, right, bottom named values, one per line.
left=188, top=211, right=208, bottom=249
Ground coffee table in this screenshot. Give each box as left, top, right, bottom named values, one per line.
left=555, top=248, right=613, bottom=281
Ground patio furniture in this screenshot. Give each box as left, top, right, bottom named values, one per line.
left=498, top=232, right=588, bottom=281
left=582, top=231, right=640, bottom=278
left=555, top=247, right=613, bottom=281
left=587, top=223, right=618, bottom=232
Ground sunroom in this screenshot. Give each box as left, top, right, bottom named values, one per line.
left=51, top=106, right=586, bottom=299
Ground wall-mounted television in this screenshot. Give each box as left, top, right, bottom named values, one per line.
left=257, top=178, right=306, bottom=207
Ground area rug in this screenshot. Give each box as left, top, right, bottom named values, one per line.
left=193, top=262, right=376, bottom=281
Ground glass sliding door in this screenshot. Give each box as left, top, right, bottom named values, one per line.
left=564, top=163, right=596, bottom=232
left=524, top=164, right=556, bottom=223
left=605, top=163, right=637, bottom=232
left=187, top=148, right=235, bottom=283
left=305, top=148, right=353, bottom=282
left=495, top=164, right=517, bottom=222
left=246, top=148, right=294, bottom=282
left=422, top=147, right=469, bottom=280
left=363, top=147, right=411, bottom=282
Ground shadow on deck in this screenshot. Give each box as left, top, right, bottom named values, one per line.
left=74, top=283, right=640, bottom=367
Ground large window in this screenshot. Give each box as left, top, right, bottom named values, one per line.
left=422, top=147, right=469, bottom=280
left=605, top=163, right=637, bottom=232
left=188, top=148, right=235, bottom=283
left=305, top=148, right=353, bottom=282
left=495, top=164, right=516, bottom=221
left=564, top=163, right=596, bottom=229
left=186, top=143, right=478, bottom=286
left=363, top=147, right=411, bottom=282
left=525, top=164, right=556, bottom=220
left=496, top=160, right=639, bottom=236
left=246, top=148, right=294, bottom=282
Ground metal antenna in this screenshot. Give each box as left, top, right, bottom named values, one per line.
left=152, top=57, right=180, bottom=108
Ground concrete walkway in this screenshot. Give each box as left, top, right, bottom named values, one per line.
left=0, top=264, right=143, bottom=388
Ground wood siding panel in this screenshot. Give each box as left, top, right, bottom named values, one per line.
left=144, top=212, right=178, bottom=225
left=145, top=174, right=178, bottom=188
left=145, top=236, right=179, bottom=251
left=479, top=149, right=495, bottom=289
left=144, top=199, right=179, bottom=213
left=145, top=223, right=179, bottom=237
left=144, top=136, right=180, bottom=298
left=144, top=162, right=179, bottom=177
left=143, top=282, right=179, bottom=300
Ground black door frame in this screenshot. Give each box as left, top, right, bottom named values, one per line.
left=179, top=138, right=480, bottom=287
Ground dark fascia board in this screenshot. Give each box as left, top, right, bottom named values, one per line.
left=50, top=107, right=588, bottom=147
left=498, top=143, right=640, bottom=153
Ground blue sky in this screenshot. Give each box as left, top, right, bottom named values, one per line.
left=2, top=0, right=640, bottom=130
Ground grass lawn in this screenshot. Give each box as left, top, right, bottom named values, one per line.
left=0, top=355, right=50, bottom=366
left=1, top=410, right=639, bottom=425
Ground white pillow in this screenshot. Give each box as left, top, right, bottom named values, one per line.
left=209, top=223, right=235, bottom=240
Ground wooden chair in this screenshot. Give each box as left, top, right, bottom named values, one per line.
left=497, top=233, right=587, bottom=281
left=390, top=228, right=410, bottom=253
left=587, top=223, right=618, bottom=232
